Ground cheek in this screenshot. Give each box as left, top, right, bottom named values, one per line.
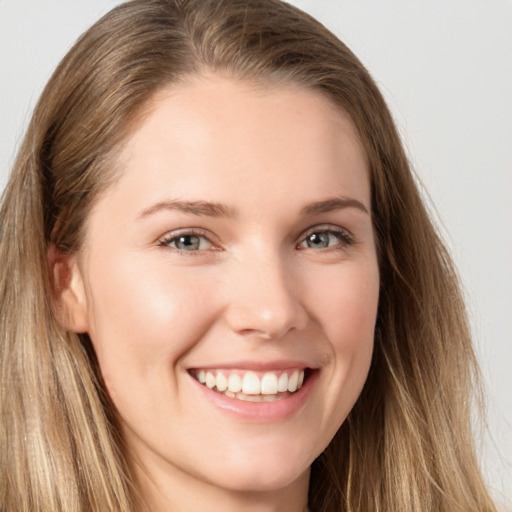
left=314, top=261, right=379, bottom=388
left=315, top=261, right=379, bottom=343
left=83, top=255, right=218, bottom=390
left=294, top=260, right=379, bottom=447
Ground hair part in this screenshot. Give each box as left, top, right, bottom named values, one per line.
left=0, top=1, right=496, bottom=510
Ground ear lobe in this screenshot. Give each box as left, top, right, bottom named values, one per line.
left=48, top=244, right=89, bottom=333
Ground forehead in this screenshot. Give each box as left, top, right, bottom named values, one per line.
left=102, top=75, right=370, bottom=217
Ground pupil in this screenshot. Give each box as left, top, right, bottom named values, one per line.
left=178, top=235, right=199, bottom=250
left=309, top=233, right=328, bottom=248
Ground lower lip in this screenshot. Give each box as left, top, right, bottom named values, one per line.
left=189, top=371, right=318, bottom=423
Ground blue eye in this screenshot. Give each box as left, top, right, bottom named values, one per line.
left=159, top=232, right=213, bottom=252
left=299, top=228, right=353, bottom=250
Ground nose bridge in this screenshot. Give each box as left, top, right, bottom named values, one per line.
left=223, top=245, right=307, bottom=339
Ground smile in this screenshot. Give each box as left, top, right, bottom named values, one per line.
left=191, top=368, right=307, bottom=403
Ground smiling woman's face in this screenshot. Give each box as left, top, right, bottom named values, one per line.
left=62, top=76, right=380, bottom=509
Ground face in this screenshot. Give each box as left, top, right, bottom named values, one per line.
left=64, top=76, right=379, bottom=506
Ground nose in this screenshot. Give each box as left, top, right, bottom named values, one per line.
left=223, top=251, right=309, bottom=340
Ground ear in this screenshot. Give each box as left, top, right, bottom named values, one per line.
left=48, top=244, right=89, bottom=333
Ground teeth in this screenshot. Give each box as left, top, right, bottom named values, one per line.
left=232, top=392, right=285, bottom=403
left=277, top=372, right=288, bottom=392
left=242, top=371, right=261, bottom=395
left=288, top=370, right=299, bottom=392
left=193, top=368, right=307, bottom=399
left=261, top=372, right=278, bottom=395
left=227, top=373, right=242, bottom=393
left=205, top=372, right=216, bottom=389
left=216, top=372, right=228, bottom=392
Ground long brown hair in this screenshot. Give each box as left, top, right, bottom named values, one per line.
left=0, top=1, right=496, bottom=510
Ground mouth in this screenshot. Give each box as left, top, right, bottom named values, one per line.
left=189, top=368, right=310, bottom=403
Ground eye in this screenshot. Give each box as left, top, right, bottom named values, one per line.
left=158, top=230, right=214, bottom=252
left=298, top=227, right=354, bottom=250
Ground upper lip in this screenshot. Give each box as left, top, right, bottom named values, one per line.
left=187, top=360, right=319, bottom=372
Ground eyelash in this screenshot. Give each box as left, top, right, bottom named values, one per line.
left=157, top=225, right=355, bottom=254
left=157, top=228, right=216, bottom=254
left=297, top=226, right=355, bottom=251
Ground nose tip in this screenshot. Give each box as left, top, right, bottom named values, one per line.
left=223, top=259, right=308, bottom=340
left=227, top=299, right=307, bottom=340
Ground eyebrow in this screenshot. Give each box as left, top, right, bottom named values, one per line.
left=138, top=195, right=369, bottom=220
left=138, top=200, right=235, bottom=219
left=301, top=197, right=369, bottom=216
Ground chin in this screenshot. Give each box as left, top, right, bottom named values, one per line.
left=198, top=442, right=313, bottom=493
left=210, top=465, right=309, bottom=494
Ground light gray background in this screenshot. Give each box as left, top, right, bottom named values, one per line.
left=1, top=0, right=510, bottom=508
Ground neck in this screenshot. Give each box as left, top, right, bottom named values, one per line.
left=131, top=454, right=311, bottom=512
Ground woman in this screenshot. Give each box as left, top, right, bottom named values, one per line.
left=0, top=0, right=497, bottom=511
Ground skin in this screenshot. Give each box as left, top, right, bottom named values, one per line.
left=59, top=76, right=380, bottom=512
